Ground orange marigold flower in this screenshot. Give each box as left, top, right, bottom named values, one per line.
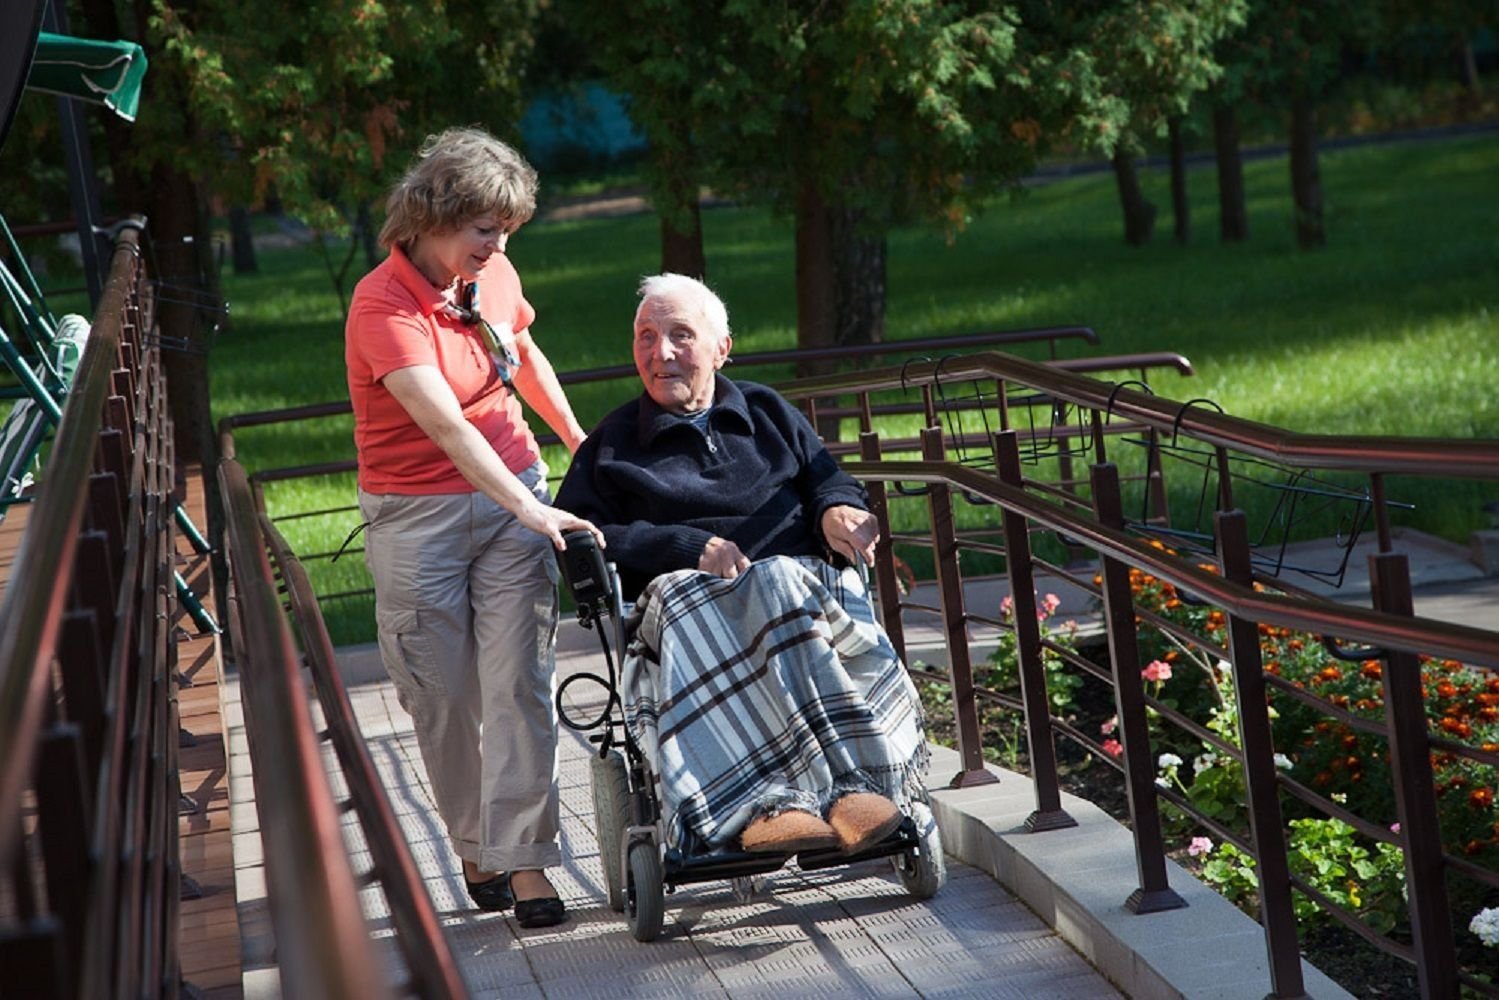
left=1439, top=718, right=1473, bottom=739
left=1471, top=788, right=1495, bottom=810
left=1436, top=681, right=1458, bottom=698
left=1465, top=840, right=1486, bottom=856
left=1482, top=743, right=1499, bottom=753
left=1318, top=666, right=1343, bottom=682
left=1480, top=707, right=1498, bottom=723
left=1331, top=694, right=1350, bottom=707
left=1165, top=598, right=1181, bottom=610
left=1442, top=659, right=1462, bottom=673
left=1093, top=574, right=1103, bottom=586
left=1486, top=677, right=1499, bottom=694
left=1265, top=661, right=1281, bottom=675
left=1342, top=735, right=1359, bottom=749
left=1164, top=651, right=1180, bottom=663
left=1288, top=639, right=1304, bottom=652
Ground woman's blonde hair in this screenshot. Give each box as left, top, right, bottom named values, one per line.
left=378, top=127, right=538, bottom=250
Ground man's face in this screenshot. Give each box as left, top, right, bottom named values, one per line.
left=633, top=293, right=731, bottom=414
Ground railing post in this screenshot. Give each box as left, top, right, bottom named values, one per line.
left=995, top=430, right=1076, bottom=831
left=1217, top=510, right=1306, bottom=998
left=36, top=723, right=91, bottom=993
left=923, top=426, right=997, bottom=787
left=859, top=430, right=907, bottom=661
left=1090, top=460, right=1186, bottom=913
left=1370, top=552, right=1456, bottom=999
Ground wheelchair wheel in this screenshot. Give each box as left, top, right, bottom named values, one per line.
left=590, top=751, right=631, bottom=912
left=894, top=805, right=946, bottom=900
left=625, top=839, right=665, bottom=942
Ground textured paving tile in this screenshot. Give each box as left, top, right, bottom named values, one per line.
left=331, top=673, right=1122, bottom=999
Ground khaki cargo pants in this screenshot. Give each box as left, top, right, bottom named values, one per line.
left=359, top=463, right=561, bottom=872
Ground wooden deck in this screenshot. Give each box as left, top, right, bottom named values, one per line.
left=0, top=462, right=242, bottom=997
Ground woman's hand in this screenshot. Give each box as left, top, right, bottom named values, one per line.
left=821, top=505, right=879, bottom=567
left=516, top=498, right=605, bottom=551
left=699, top=536, right=751, bottom=579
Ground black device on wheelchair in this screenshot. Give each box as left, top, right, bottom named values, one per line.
left=554, top=530, right=943, bottom=942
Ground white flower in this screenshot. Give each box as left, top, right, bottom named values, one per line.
left=1194, top=753, right=1218, bottom=774
left=1273, top=753, right=1293, bottom=771
left=1158, top=753, right=1183, bottom=770
left=1155, top=777, right=1171, bottom=789
left=1472, top=907, right=1499, bottom=948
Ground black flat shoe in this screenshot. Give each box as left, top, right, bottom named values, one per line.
left=514, top=895, right=567, bottom=928
left=465, top=872, right=514, bottom=912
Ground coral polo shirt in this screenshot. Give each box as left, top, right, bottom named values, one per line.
left=345, top=245, right=540, bottom=494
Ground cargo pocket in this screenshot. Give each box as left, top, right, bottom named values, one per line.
left=375, top=607, right=445, bottom=694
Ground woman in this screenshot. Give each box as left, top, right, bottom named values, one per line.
left=345, top=127, right=597, bottom=928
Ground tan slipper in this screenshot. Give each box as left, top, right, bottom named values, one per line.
left=740, top=808, right=841, bottom=854
left=826, top=793, right=903, bottom=854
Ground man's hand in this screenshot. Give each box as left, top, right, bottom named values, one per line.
left=699, top=536, right=751, bottom=579
left=821, top=505, right=878, bottom=567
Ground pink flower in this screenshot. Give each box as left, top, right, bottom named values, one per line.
left=1102, top=739, right=1123, bottom=758
left=1390, top=822, right=1401, bottom=835
left=1000, top=595, right=1014, bottom=618
left=1042, top=593, right=1062, bottom=615
left=1142, top=660, right=1173, bottom=683
left=1188, top=836, right=1213, bottom=857
left=1100, top=715, right=1118, bottom=736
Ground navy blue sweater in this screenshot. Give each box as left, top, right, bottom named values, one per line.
left=555, top=376, right=868, bottom=599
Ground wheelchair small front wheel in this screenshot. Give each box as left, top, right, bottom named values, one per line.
left=894, top=806, right=946, bottom=900
left=625, top=839, right=665, bottom=942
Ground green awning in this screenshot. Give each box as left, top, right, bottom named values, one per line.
left=25, top=31, right=147, bottom=122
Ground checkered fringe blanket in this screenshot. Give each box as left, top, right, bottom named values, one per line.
left=621, top=555, right=929, bottom=849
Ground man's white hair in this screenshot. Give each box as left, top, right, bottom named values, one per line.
left=637, top=273, right=731, bottom=345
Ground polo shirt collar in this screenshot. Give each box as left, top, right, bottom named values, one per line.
left=388, top=245, right=452, bottom=317
left=637, top=374, right=751, bottom=446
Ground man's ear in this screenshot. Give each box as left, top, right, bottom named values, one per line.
left=715, top=334, right=733, bottom=369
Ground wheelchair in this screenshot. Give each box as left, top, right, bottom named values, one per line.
left=555, top=530, right=946, bottom=942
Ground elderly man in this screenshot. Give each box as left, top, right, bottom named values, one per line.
left=556, top=273, right=930, bottom=856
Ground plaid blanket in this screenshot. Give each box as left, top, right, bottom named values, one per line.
left=622, top=555, right=929, bottom=849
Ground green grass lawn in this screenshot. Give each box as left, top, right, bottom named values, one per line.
left=210, top=132, right=1499, bottom=644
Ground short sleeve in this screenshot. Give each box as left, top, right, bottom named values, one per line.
left=353, top=303, right=437, bottom=383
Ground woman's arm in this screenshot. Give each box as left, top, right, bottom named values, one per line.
left=382, top=363, right=599, bottom=548
left=511, top=329, right=587, bottom=454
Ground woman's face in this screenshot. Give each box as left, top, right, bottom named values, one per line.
left=633, top=292, right=731, bottom=414
left=419, top=216, right=509, bottom=286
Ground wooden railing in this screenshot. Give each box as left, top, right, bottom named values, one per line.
left=0, top=229, right=186, bottom=996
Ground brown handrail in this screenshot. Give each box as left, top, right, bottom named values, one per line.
left=0, top=231, right=132, bottom=864
left=218, top=457, right=391, bottom=1000
left=795, top=352, right=1499, bottom=478
left=215, top=325, right=1104, bottom=443
left=850, top=459, right=1499, bottom=669
left=258, top=509, right=470, bottom=999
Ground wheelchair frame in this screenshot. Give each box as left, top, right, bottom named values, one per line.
left=555, top=531, right=945, bottom=942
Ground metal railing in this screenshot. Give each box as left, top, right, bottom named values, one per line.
left=0, top=229, right=186, bottom=996
left=784, top=351, right=1498, bottom=999
left=216, top=455, right=468, bottom=998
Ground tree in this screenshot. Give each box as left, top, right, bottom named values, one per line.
left=1023, top=0, right=1244, bottom=246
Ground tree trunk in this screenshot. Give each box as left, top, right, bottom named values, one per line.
left=654, top=131, right=707, bottom=280
left=1110, top=147, right=1156, bottom=246
left=356, top=201, right=379, bottom=271
left=1213, top=104, right=1248, bottom=243
left=659, top=198, right=705, bottom=280
left=1167, top=117, right=1189, bottom=244
left=148, top=165, right=219, bottom=467
left=830, top=205, right=886, bottom=349
left=229, top=204, right=258, bottom=274
left=1289, top=97, right=1324, bottom=249
left=794, top=180, right=836, bottom=375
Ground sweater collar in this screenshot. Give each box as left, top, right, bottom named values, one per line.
left=636, top=374, right=751, bottom=446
